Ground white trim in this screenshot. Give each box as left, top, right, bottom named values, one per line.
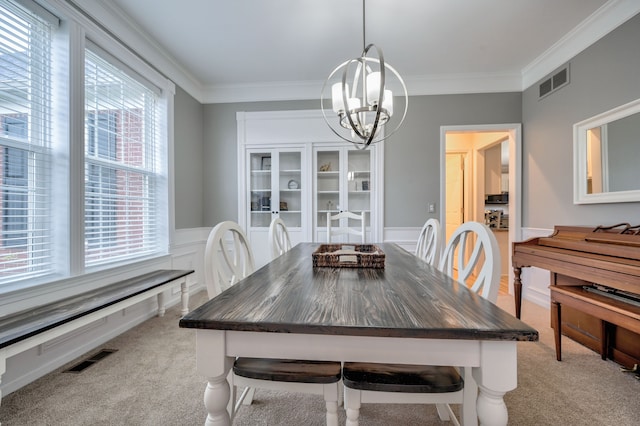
left=70, top=0, right=204, bottom=102
left=236, top=109, right=385, bottom=249
left=573, top=97, right=640, bottom=204
left=518, top=228, right=553, bottom=308
left=440, top=123, right=522, bottom=295
left=383, top=227, right=422, bottom=253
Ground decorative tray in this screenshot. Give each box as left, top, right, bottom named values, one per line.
left=312, top=244, right=385, bottom=268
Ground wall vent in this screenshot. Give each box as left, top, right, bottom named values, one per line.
left=538, top=64, right=570, bottom=100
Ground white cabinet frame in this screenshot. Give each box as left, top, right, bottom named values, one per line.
left=237, top=110, right=384, bottom=265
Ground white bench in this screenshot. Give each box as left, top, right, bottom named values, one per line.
left=0, top=269, right=193, bottom=414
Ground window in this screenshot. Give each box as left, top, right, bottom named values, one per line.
left=2, top=117, right=28, bottom=248
left=85, top=111, right=117, bottom=250
left=0, top=0, right=170, bottom=288
left=0, top=0, right=52, bottom=281
left=84, top=49, right=163, bottom=267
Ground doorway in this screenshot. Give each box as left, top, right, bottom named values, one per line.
left=439, top=124, right=522, bottom=294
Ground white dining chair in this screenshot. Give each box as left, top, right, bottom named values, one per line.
left=415, top=218, right=442, bottom=267
left=327, top=211, right=366, bottom=243
left=268, top=217, right=292, bottom=259
left=204, top=221, right=341, bottom=425
left=438, top=221, right=501, bottom=302
left=342, top=221, right=501, bottom=426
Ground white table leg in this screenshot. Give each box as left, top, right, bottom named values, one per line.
left=344, top=386, right=361, bottom=426
left=204, top=375, right=231, bottom=426
left=472, top=341, right=517, bottom=426
left=181, top=279, right=189, bottom=315
left=324, top=382, right=339, bottom=426
left=197, top=330, right=233, bottom=426
left=476, top=386, right=508, bottom=425
left=157, top=292, right=166, bottom=317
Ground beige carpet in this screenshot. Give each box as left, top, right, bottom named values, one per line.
left=1, top=290, right=638, bottom=426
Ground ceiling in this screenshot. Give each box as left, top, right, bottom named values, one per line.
left=94, top=0, right=638, bottom=103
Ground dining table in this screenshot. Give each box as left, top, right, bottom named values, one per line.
left=179, top=242, right=538, bottom=426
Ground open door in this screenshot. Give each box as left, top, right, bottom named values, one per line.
left=441, top=124, right=522, bottom=295
left=445, top=153, right=465, bottom=245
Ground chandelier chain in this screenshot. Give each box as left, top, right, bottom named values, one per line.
left=362, top=0, right=366, bottom=51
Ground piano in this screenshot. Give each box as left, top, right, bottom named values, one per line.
left=512, top=224, right=640, bottom=368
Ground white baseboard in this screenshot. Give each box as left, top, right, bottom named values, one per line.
left=519, top=227, right=553, bottom=309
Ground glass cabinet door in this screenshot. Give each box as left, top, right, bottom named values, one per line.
left=249, top=149, right=303, bottom=229
left=314, top=147, right=374, bottom=242
left=347, top=149, right=371, bottom=229
left=278, top=151, right=302, bottom=228
left=315, top=150, right=340, bottom=229
left=249, top=152, right=272, bottom=228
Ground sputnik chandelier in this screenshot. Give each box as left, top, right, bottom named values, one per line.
left=321, top=0, right=408, bottom=149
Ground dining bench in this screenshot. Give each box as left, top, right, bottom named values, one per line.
left=0, top=269, right=194, bottom=412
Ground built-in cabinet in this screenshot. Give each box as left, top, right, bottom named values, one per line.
left=246, top=149, right=307, bottom=266
left=314, top=147, right=373, bottom=242
left=237, top=110, right=384, bottom=267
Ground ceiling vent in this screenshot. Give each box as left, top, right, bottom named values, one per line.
left=539, top=65, right=570, bottom=100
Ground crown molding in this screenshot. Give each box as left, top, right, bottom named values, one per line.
left=201, top=72, right=523, bottom=104
left=521, top=0, right=640, bottom=90
left=71, top=0, right=205, bottom=103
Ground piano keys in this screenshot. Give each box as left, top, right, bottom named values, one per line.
left=512, top=224, right=640, bottom=368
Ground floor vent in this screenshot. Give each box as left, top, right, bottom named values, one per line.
left=65, top=349, right=118, bottom=373
left=539, top=64, right=570, bottom=100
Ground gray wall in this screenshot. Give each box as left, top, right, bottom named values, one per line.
left=200, top=94, right=521, bottom=228
left=521, top=12, right=640, bottom=229
left=384, top=93, right=521, bottom=227
left=173, top=86, right=204, bottom=229
left=181, top=13, right=640, bottom=231
left=203, top=100, right=319, bottom=226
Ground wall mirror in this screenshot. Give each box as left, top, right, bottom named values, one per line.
left=574, top=98, right=640, bottom=204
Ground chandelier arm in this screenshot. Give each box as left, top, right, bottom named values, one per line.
left=362, top=44, right=386, bottom=148
left=321, top=61, right=360, bottom=144
left=372, top=61, right=408, bottom=142
left=342, top=58, right=367, bottom=141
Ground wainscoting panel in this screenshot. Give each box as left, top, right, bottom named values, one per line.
left=519, top=227, right=553, bottom=308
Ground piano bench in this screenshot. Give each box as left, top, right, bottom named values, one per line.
left=550, top=285, right=640, bottom=363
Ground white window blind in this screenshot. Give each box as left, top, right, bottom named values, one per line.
left=84, top=48, right=162, bottom=268
left=0, top=0, right=53, bottom=283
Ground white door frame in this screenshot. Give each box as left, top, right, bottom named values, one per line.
left=440, top=123, right=522, bottom=294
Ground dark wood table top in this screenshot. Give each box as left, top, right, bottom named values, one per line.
left=180, top=243, right=538, bottom=341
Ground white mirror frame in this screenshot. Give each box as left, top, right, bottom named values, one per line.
left=574, top=97, right=640, bottom=204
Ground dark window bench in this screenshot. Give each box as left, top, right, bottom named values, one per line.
left=0, top=269, right=193, bottom=406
